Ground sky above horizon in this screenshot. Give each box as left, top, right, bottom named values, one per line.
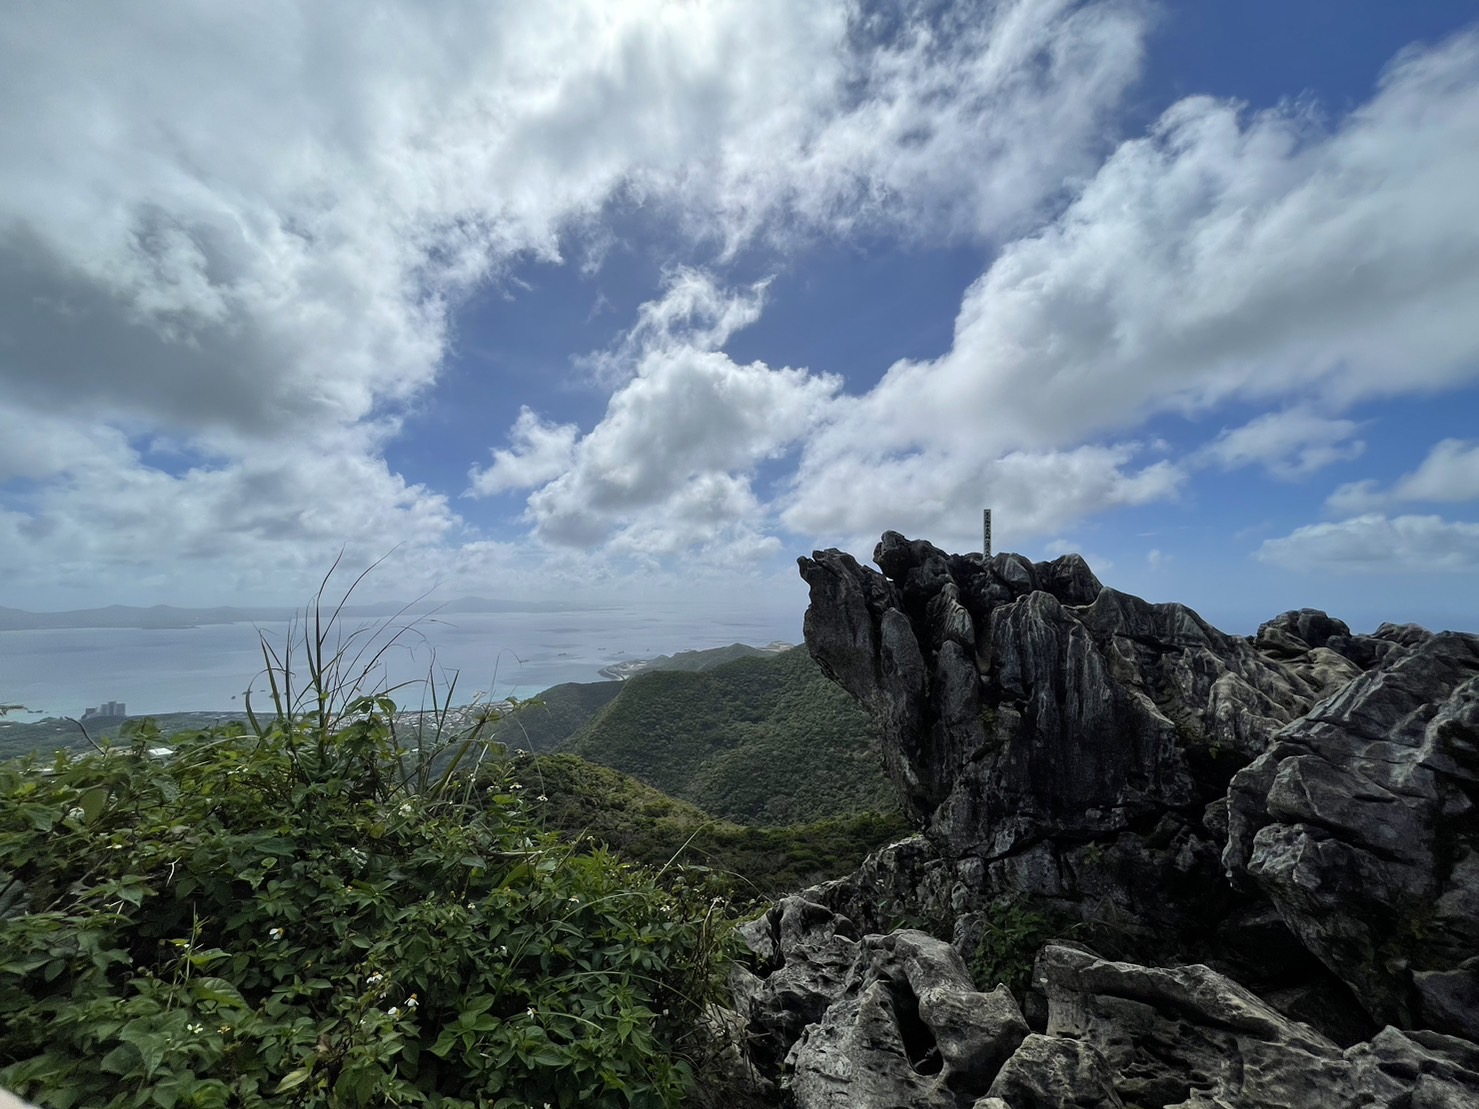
left=3, top=1, right=1479, bottom=638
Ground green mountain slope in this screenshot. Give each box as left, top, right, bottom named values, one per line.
left=511, top=753, right=910, bottom=903
left=561, top=646, right=892, bottom=825
left=597, top=641, right=786, bottom=680
left=485, top=680, right=624, bottom=752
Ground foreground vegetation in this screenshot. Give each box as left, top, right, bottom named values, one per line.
left=0, top=703, right=733, bottom=1108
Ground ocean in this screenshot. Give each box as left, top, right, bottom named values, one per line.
left=0, top=599, right=804, bottom=721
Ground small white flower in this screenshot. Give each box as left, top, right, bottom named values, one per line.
left=268, top=927, right=284, bottom=940
left=497, top=945, right=508, bottom=956
left=65, top=807, right=85, bottom=822
left=526, top=1006, right=537, bottom=1018
left=510, top=782, right=523, bottom=791
left=387, top=1006, right=400, bottom=1018
left=536, top=794, right=548, bottom=803
left=568, top=897, right=579, bottom=905
left=406, top=994, right=419, bottom=1009
left=366, top=972, right=384, bottom=986
left=187, top=1022, right=205, bottom=1034
left=399, top=802, right=414, bottom=816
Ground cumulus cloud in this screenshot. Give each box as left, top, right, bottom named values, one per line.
left=503, top=272, right=841, bottom=552
left=0, top=0, right=1153, bottom=602
left=1326, top=438, right=1479, bottom=515
left=1198, top=408, right=1364, bottom=479
left=0, top=427, right=459, bottom=605
left=469, top=408, right=579, bottom=496
left=1257, top=513, right=1479, bottom=572
left=780, top=26, right=1479, bottom=547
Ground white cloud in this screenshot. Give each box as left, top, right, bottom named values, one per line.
left=782, top=440, right=1184, bottom=554
left=1198, top=408, right=1364, bottom=479
left=1258, top=513, right=1479, bottom=573
left=780, top=26, right=1479, bottom=547
left=0, top=0, right=1153, bottom=601
left=469, top=408, right=579, bottom=496
left=1327, top=438, right=1479, bottom=514
left=511, top=274, right=841, bottom=552
left=0, top=427, right=459, bottom=606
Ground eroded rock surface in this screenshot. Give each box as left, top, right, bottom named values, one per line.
left=1226, top=632, right=1479, bottom=1037
left=797, top=533, right=1398, bottom=966
left=727, top=534, right=1478, bottom=1108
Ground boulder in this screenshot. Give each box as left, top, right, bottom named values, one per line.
left=735, top=898, right=1032, bottom=1106
left=1021, top=944, right=1479, bottom=1108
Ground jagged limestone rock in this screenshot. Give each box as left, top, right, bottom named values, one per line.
left=1225, top=632, right=1479, bottom=1037
left=736, top=897, right=1032, bottom=1106
left=736, top=533, right=1479, bottom=1108
left=1029, top=944, right=1479, bottom=1108
left=797, top=532, right=1375, bottom=958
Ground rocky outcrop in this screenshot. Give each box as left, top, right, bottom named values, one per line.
left=732, top=900, right=1479, bottom=1108
left=796, top=533, right=1399, bottom=968
left=1226, top=631, right=1479, bottom=1038
left=725, top=532, right=1479, bottom=1108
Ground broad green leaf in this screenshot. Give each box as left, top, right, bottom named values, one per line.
left=77, top=786, right=108, bottom=824
left=272, top=1066, right=313, bottom=1094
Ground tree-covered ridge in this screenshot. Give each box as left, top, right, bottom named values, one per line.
left=482, top=681, right=623, bottom=753
left=512, top=754, right=909, bottom=905
left=561, top=647, right=890, bottom=826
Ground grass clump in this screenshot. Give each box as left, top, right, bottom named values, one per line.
left=0, top=577, right=734, bottom=1108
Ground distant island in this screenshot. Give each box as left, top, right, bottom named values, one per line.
left=0, top=597, right=598, bottom=631
left=597, top=640, right=792, bottom=680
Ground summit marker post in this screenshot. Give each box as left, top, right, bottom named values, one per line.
left=983, top=509, right=992, bottom=557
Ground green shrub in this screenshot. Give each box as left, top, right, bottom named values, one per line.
left=966, top=900, right=1069, bottom=999
left=0, top=698, right=732, bottom=1108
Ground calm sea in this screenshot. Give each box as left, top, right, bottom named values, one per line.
left=0, top=600, right=803, bottom=721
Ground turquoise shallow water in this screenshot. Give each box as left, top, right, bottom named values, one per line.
left=0, top=601, right=801, bottom=721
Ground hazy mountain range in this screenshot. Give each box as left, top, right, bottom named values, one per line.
left=0, top=598, right=592, bottom=631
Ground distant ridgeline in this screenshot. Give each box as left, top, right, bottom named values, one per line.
left=491, top=644, right=893, bottom=827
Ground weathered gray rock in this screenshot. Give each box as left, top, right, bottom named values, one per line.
left=797, top=533, right=1360, bottom=959
left=741, top=533, right=1479, bottom=1108
left=1225, top=632, right=1479, bottom=1036
left=737, top=905, right=1031, bottom=1106
left=737, top=896, right=862, bottom=1074
left=984, top=1033, right=1122, bottom=1108
left=1021, top=944, right=1479, bottom=1108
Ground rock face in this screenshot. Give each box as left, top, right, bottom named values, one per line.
left=797, top=534, right=1388, bottom=966
left=1226, top=631, right=1479, bottom=1039
left=726, top=533, right=1479, bottom=1107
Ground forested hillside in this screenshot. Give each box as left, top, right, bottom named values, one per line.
left=561, top=646, right=891, bottom=825
left=511, top=754, right=908, bottom=903
left=483, top=680, right=623, bottom=752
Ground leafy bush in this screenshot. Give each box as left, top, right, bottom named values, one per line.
left=0, top=699, right=733, bottom=1107
left=965, top=900, right=1072, bottom=999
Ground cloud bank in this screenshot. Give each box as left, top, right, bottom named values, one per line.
left=2, top=3, right=1477, bottom=611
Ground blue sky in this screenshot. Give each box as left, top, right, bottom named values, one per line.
left=2, top=0, right=1478, bottom=638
